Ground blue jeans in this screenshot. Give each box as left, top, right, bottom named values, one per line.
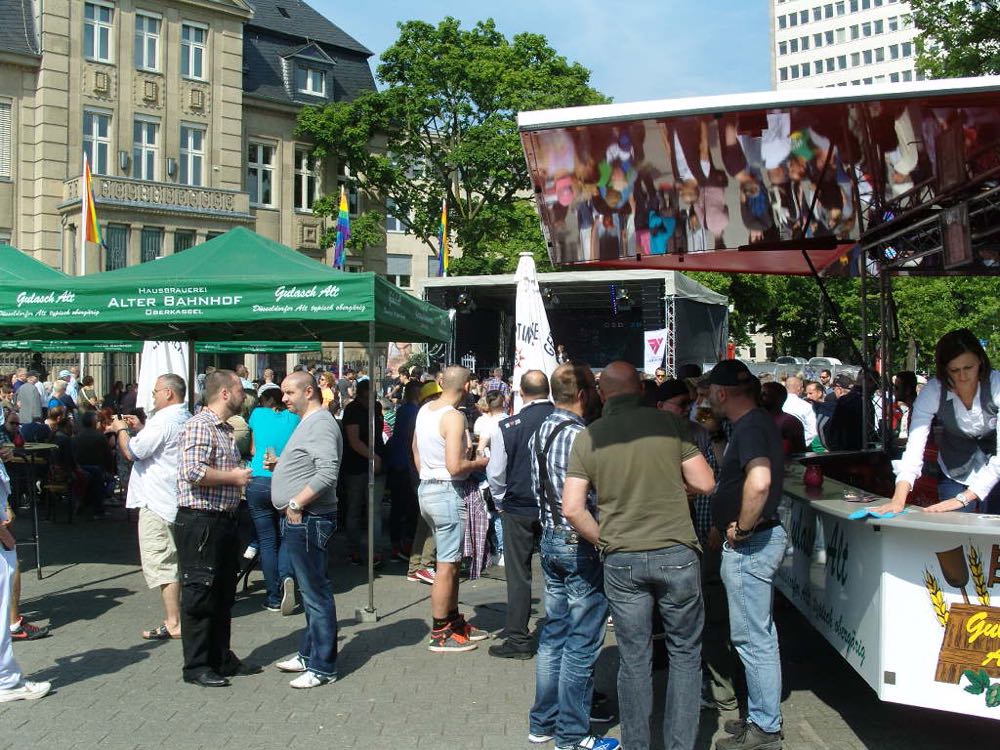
left=529, top=528, right=608, bottom=747
left=603, top=544, right=704, bottom=750
left=938, top=476, right=1000, bottom=514
left=282, top=513, right=338, bottom=678
left=246, top=477, right=292, bottom=608
left=720, top=525, right=787, bottom=734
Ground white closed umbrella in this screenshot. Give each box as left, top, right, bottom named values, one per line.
left=136, top=341, right=190, bottom=414
left=512, top=252, right=558, bottom=413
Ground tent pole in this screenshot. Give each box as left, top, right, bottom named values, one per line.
left=358, top=320, right=378, bottom=622
left=338, top=341, right=344, bottom=380
left=186, top=339, right=196, bottom=412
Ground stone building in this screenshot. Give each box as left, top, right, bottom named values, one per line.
left=0, top=0, right=382, bottom=277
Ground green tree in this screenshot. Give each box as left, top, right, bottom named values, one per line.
left=296, top=17, right=607, bottom=272
left=912, top=0, right=1000, bottom=78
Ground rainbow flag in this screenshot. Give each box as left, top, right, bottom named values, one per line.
left=333, top=185, right=350, bottom=269
left=437, top=197, right=448, bottom=276
left=81, top=152, right=104, bottom=250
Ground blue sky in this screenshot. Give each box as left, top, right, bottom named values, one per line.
left=310, top=0, right=773, bottom=103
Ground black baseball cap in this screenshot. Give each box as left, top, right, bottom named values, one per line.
left=655, top=379, right=691, bottom=403
left=708, top=360, right=756, bottom=387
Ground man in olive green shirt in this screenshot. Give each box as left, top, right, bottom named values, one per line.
left=563, top=361, right=715, bottom=750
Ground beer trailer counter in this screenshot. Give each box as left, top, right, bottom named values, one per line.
left=777, top=466, right=1000, bottom=720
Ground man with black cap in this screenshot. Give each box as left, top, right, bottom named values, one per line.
left=707, top=360, right=786, bottom=750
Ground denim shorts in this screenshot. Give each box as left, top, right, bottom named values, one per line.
left=418, top=480, right=467, bottom=563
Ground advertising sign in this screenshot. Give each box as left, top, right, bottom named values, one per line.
left=643, top=328, right=668, bottom=375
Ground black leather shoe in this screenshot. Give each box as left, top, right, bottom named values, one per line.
left=488, top=640, right=533, bottom=660
left=218, top=652, right=263, bottom=677
left=183, top=671, right=230, bottom=688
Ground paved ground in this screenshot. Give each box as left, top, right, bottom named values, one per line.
left=2, top=507, right=995, bottom=749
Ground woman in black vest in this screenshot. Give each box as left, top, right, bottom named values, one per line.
left=883, top=329, right=1000, bottom=514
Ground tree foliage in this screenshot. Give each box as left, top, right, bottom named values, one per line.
left=296, top=17, right=607, bottom=270
left=912, top=0, right=1000, bottom=78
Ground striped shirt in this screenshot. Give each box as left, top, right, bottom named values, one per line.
left=530, top=408, right=594, bottom=528
left=176, top=408, right=242, bottom=512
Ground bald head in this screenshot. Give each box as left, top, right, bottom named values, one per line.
left=441, top=365, right=471, bottom=393
left=285, top=371, right=321, bottom=402
left=599, top=361, right=641, bottom=398
left=519, top=369, right=549, bottom=401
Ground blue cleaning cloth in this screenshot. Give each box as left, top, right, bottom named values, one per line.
left=847, top=508, right=910, bottom=521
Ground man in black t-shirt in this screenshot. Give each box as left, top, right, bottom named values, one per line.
left=707, top=360, right=787, bottom=750
left=341, top=378, right=386, bottom=565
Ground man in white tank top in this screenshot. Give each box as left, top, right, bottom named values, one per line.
left=412, top=366, right=490, bottom=653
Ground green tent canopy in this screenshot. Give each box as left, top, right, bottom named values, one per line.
left=0, top=228, right=450, bottom=343
left=0, top=243, right=329, bottom=354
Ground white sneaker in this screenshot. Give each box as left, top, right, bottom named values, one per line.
left=0, top=680, right=51, bottom=703
left=289, top=671, right=334, bottom=689
left=280, top=577, right=296, bottom=616
left=528, top=732, right=554, bottom=744
left=275, top=655, right=307, bottom=673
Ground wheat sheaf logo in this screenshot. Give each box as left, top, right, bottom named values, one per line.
left=925, top=544, right=1000, bottom=709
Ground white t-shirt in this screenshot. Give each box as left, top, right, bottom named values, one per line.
left=473, top=413, right=503, bottom=455
left=125, top=403, right=191, bottom=523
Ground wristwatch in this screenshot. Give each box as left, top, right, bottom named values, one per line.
left=288, top=500, right=302, bottom=512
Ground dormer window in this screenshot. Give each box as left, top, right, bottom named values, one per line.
left=295, top=66, right=326, bottom=97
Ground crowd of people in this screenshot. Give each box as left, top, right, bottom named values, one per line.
left=2, top=327, right=997, bottom=750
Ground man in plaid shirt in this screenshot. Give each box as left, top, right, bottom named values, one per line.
left=174, top=370, right=253, bottom=688
left=484, top=368, right=510, bottom=408
left=526, top=362, right=618, bottom=750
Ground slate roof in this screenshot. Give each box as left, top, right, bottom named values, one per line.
left=243, top=0, right=376, bottom=106
left=245, top=0, right=372, bottom=56
left=0, top=0, right=39, bottom=58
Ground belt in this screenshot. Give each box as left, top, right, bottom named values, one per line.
left=752, top=518, right=781, bottom=534
left=177, top=506, right=238, bottom=519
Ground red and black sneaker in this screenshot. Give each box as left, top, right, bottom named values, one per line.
left=10, top=618, right=50, bottom=641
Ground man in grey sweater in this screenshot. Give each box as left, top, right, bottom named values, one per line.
left=267, top=372, right=342, bottom=689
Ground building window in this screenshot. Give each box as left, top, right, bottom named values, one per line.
left=778, top=15, right=786, bottom=29
left=247, top=142, right=275, bottom=207
left=791, top=64, right=800, bottom=79
left=799, top=9, right=808, bottom=23
left=850, top=0, right=858, bottom=10
left=889, top=43, right=899, bottom=59
left=134, top=13, right=160, bottom=71
left=140, top=227, right=163, bottom=263
left=888, top=15, right=898, bottom=32
left=779, top=41, right=787, bottom=55
left=294, top=146, right=320, bottom=211
left=862, top=0, right=871, bottom=8
left=836, top=27, right=846, bottom=42
left=836, top=1, right=845, bottom=15
left=801, top=36, right=810, bottom=50
left=874, top=19, right=884, bottom=34
left=386, top=254, right=412, bottom=288
left=801, top=63, right=811, bottom=77
left=779, top=67, right=788, bottom=82
left=813, top=32, right=822, bottom=47
left=174, top=230, right=196, bottom=252
left=385, top=199, right=408, bottom=232
left=863, top=49, right=873, bottom=65
left=826, top=57, right=835, bottom=72
left=789, top=12, right=798, bottom=26
left=0, top=101, right=10, bottom=179
left=105, top=224, right=128, bottom=270
left=294, top=66, right=326, bottom=97
left=132, top=118, right=159, bottom=181
left=902, top=70, right=912, bottom=82
left=83, top=110, right=111, bottom=175
left=850, top=24, right=859, bottom=39
left=863, top=77, right=873, bottom=84
left=902, top=41, right=912, bottom=57
left=814, top=60, right=823, bottom=74
left=862, top=21, right=872, bottom=37
left=825, top=29, right=833, bottom=44
left=336, top=163, right=359, bottom=216
left=851, top=51, right=860, bottom=66
left=813, top=6, right=822, bottom=21
left=790, top=38, right=798, bottom=53
left=181, top=23, right=207, bottom=80
left=875, top=47, right=885, bottom=62
left=890, top=72, right=900, bottom=82
left=825, top=3, right=833, bottom=18
left=838, top=54, right=847, bottom=69
left=426, top=256, right=440, bottom=277
left=84, top=2, right=113, bottom=63
left=180, top=125, right=205, bottom=186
